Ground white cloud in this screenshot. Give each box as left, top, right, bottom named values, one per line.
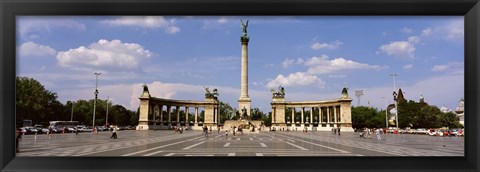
left=311, top=40, right=343, bottom=50
left=266, top=72, right=325, bottom=88
left=403, top=64, right=413, bottom=70
left=304, top=55, right=387, bottom=74
left=421, top=28, right=432, bottom=36
left=407, top=36, right=420, bottom=44
left=282, top=58, right=295, bottom=68
left=102, top=16, right=180, bottom=34
left=56, top=39, right=152, bottom=71
left=401, top=27, right=413, bottom=34
left=432, top=61, right=464, bottom=74
left=282, top=58, right=304, bottom=68
left=379, top=41, right=416, bottom=60
left=218, top=17, right=228, bottom=24
left=18, top=17, right=86, bottom=40
left=446, top=21, right=464, bottom=40
left=18, top=42, right=57, bottom=58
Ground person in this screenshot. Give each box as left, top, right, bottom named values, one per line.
left=218, top=127, right=220, bottom=134
left=110, top=127, right=117, bottom=139
left=376, top=128, right=381, bottom=140
left=203, top=126, right=208, bottom=138
left=225, top=130, right=229, bottom=139
left=233, top=126, right=236, bottom=136
left=337, top=127, right=341, bottom=135
left=75, top=127, right=79, bottom=135
left=47, top=127, right=53, bottom=139
left=92, top=127, right=97, bottom=134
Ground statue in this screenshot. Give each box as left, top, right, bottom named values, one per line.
left=204, top=86, right=219, bottom=98
left=271, top=85, right=285, bottom=98
left=241, top=20, right=249, bottom=38
left=342, top=87, right=348, bottom=96
left=143, top=84, right=149, bottom=92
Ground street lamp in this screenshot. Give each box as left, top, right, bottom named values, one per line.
left=391, top=73, right=399, bottom=129
left=93, top=72, right=101, bottom=131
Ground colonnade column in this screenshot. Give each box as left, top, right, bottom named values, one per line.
left=327, top=107, right=330, bottom=126
left=301, top=107, right=304, bottom=127
left=185, top=107, right=189, bottom=127
left=167, top=106, right=171, bottom=127
left=334, top=106, right=337, bottom=128
left=194, top=107, right=198, bottom=126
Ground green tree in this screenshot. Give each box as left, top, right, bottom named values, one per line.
left=351, top=106, right=383, bottom=129
left=16, top=76, right=65, bottom=125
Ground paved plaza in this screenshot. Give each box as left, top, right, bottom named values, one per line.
left=17, top=130, right=464, bottom=157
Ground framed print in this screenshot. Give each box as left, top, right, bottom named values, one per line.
left=1, top=0, right=479, bottom=172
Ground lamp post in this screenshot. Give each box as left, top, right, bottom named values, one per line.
left=70, top=101, right=75, bottom=121
left=105, top=97, right=109, bottom=127
left=93, top=72, right=101, bottom=132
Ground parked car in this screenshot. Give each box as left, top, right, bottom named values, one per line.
left=97, top=126, right=108, bottom=131
left=83, top=126, right=93, bottom=132
left=21, top=126, right=38, bottom=134
left=76, top=125, right=86, bottom=132
left=415, top=128, right=429, bottom=135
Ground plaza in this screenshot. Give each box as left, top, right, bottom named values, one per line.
left=17, top=130, right=464, bottom=156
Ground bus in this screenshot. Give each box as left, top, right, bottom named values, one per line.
left=49, top=121, right=79, bottom=133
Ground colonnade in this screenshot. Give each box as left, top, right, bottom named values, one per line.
left=137, top=85, right=219, bottom=130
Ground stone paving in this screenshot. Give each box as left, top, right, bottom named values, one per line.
left=16, top=130, right=464, bottom=157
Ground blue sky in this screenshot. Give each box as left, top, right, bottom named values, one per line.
left=17, top=16, right=464, bottom=113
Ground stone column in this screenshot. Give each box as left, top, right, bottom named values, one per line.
left=167, top=106, right=171, bottom=127
left=327, top=106, right=330, bottom=124
left=185, top=107, right=189, bottom=127
left=334, top=105, right=337, bottom=128
left=194, top=107, right=198, bottom=126
left=238, top=36, right=251, bottom=117
left=319, top=107, right=322, bottom=123
left=301, top=107, right=304, bottom=127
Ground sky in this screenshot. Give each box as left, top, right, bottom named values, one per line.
left=16, top=16, right=464, bottom=113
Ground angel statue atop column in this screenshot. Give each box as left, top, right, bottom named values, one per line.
left=241, top=19, right=249, bottom=38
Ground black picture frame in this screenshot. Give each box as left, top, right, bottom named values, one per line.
left=1, top=0, right=479, bottom=172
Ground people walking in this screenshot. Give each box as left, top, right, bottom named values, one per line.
left=203, top=126, right=208, bottom=138
left=376, top=128, right=381, bottom=140
left=110, top=127, right=117, bottom=139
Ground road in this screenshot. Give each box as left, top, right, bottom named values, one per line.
left=16, top=130, right=464, bottom=156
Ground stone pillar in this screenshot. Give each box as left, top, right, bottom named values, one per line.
left=238, top=36, right=251, bottom=117
left=167, top=106, right=171, bottom=127
left=301, top=107, right=304, bottom=127
left=327, top=106, right=330, bottom=124
left=160, top=105, right=164, bottom=124
left=185, top=107, right=189, bottom=127
left=272, top=107, right=276, bottom=124
left=195, top=107, right=198, bottom=126
left=334, top=105, right=337, bottom=128
left=176, top=106, right=180, bottom=125
left=319, top=107, right=322, bottom=123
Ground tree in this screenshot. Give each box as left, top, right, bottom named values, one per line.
left=351, top=106, right=383, bottom=129
left=16, top=76, right=65, bottom=125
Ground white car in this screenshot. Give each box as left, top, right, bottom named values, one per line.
left=415, top=128, right=429, bottom=135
